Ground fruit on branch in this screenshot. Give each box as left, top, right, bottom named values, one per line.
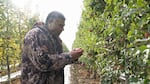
left=144, top=32, right=150, bottom=38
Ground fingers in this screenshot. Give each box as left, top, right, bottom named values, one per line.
left=73, top=48, right=83, bottom=52
left=70, top=48, right=84, bottom=60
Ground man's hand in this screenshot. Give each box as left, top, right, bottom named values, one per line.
left=70, top=48, right=84, bottom=60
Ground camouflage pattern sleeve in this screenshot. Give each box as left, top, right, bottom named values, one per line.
left=23, top=28, right=74, bottom=72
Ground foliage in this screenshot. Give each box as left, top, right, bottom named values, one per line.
left=62, top=42, right=69, bottom=52
left=0, top=0, right=40, bottom=74
left=73, top=0, right=150, bottom=83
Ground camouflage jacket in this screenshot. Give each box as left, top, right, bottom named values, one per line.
left=21, top=26, right=74, bottom=84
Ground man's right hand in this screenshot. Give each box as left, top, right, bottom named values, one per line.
left=70, top=48, right=84, bottom=60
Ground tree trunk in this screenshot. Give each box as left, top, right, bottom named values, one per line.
left=6, top=47, right=11, bottom=84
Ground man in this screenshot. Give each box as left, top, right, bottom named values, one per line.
left=21, top=11, right=83, bottom=84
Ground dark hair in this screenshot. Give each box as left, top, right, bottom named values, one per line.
left=45, top=11, right=65, bottom=27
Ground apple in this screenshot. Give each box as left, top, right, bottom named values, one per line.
left=144, top=32, right=150, bottom=38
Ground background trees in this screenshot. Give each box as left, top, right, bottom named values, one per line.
left=73, top=0, right=150, bottom=83
left=0, top=0, right=39, bottom=81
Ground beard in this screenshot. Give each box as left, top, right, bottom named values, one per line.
left=50, top=29, right=62, bottom=37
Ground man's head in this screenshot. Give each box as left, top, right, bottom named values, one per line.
left=45, top=11, right=65, bottom=36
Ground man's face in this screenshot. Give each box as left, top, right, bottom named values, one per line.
left=48, top=18, right=65, bottom=36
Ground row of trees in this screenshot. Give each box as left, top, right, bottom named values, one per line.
left=0, top=0, right=40, bottom=83
left=73, top=0, right=150, bottom=83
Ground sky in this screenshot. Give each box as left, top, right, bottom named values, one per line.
left=11, top=0, right=84, bottom=51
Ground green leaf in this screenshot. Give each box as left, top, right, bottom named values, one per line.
left=137, top=0, right=145, bottom=7
left=138, top=45, right=147, bottom=52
